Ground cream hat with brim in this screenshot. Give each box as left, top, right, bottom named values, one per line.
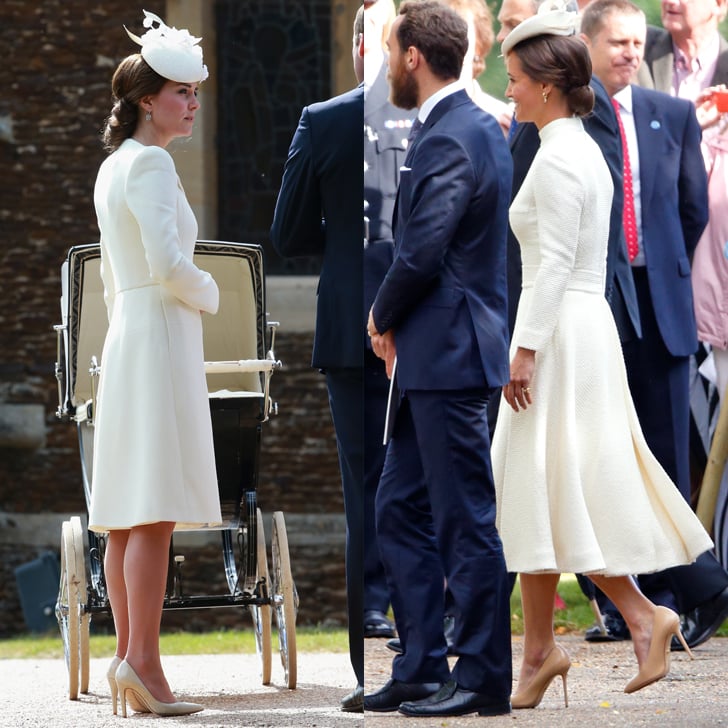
left=500, top=3, right=579, bottom=56
left=125, top=10, right=209, bottom=83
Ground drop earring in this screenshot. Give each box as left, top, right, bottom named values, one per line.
left=145, top=111, right=152, bottom=121
left=542, top=91, right=549, bottom=104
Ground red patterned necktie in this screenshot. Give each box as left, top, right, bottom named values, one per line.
left=611, top=98, right=638, bottom=262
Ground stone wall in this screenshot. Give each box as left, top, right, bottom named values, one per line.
left=0, top=1, right=346, bottom=636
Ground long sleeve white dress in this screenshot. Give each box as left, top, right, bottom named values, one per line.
left=88, top=139, right=222, bottom=532
left=492, top=117, right=712, bottom=575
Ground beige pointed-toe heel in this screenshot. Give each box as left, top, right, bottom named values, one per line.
left=107, top=656, right=122, bottom=715
left=108, top=656, right=150, bottom=714
left=115, top=660, right=204, bottom=718
left=625, top=606, right=693, bottom=694
left=512, top=644, right=571, bottom=709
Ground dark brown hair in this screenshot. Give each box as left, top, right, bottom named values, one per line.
left=512, top=35, right=594, bottom=117
left=397, top=0, right=469, bottom=81
left=102, top=54, right=167, bottom=152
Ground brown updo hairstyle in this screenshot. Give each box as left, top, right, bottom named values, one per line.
left=511, top=34, right=594, bottom=118
left=102, top=54, right=167, bottom=152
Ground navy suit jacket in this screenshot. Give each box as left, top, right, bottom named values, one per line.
left=372, top=89, right=512, bottom=391
left=630, top=84, right=708, bottom=356
left=639, top=26, right=728, bottom=92
left=509, top=76, right=640, bottom=342
left=270, top=86, right=364, bottom=370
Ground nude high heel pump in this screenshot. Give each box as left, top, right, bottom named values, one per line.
left=108, top=656, right=150, bottom=715
left=512, top=645, right=571, bottom=709
left=107, top=656, right=122, bottom=715
left=115, top=660, right=204, bottom=718
left=624, top=606, right=693, bottom=694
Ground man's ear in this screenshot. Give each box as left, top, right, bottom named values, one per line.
left=406, top=45, right=420, bottom=71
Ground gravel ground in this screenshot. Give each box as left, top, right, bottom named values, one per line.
left=365, top=635, right=728, bottom=728
left=1, top=636, right=726, bottom=727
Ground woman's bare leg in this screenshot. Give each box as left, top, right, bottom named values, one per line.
left=105, top=529, right=131, bottom=659
left=517, top=573, right=560, bottom=689
left=588, top=574, right=656, bottom=666
left=123, top=521, right=176, bottom=703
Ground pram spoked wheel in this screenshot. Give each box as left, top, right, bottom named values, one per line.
left=251, top=507, right=272, bottom=685
left=272, top=511, right=298, bottom=689
left=56, top=516, right=90, bottom=699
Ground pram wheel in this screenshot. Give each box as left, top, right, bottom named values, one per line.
left=56, top=516, right=90, bottom=699
left=250, top=508, right=272, bottom=685
left=271, top=511, right=298, bottom=689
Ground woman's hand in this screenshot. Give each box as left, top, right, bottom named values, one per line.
left=503, top=347, right=536, bottom=412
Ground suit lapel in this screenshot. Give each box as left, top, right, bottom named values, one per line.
left=712, top=36, right=728, bottom=86
left=632, top=86, right=659, bottom=223
left=650, top=32, right=674, bottom=94
left=404, top=90, right=469, bottom=164
left=396, top=90, right=470, bottom=241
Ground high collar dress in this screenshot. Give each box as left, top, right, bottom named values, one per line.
left=492, top=117, right=712, bottom=575
left=88, top=139, right=222, bottom=532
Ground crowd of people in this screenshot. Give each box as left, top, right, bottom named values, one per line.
left=87, top=0, right=728, bottom=720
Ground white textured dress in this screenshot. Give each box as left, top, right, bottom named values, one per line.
left=492, top=117, right=712, bottom=575
left=88, top=139, right=222, bottom=532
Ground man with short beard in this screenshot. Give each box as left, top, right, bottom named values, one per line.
left=365, top=0, right=513, bottom=718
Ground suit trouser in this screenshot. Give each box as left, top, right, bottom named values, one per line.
left=363, top=349, right=391, bottom=612
left=375, top=389, right=511, bottom=697
left=326, top=367, right=364, bottom=686
left=598, top=268, right=728, bottom=614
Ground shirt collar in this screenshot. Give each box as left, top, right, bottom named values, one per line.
left=613, top=84, right=634, bottom=115
left=417, top=80, right=464, bottom=123
left=672, top=32, right=720, bottom=73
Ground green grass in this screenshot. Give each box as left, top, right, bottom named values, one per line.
left=2, top=575, right=725, bottom=659
left=0, top=627, right=348, bottom=660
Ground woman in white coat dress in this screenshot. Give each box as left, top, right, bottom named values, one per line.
left=88, top=12, right=220, bottom=717
left=492, top=7, right=713, bottom=710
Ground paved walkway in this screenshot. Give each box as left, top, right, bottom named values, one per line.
left=1, top=636, right=726, bottom=726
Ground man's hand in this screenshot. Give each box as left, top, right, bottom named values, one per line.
left=367, top=309, right=397, bottom=378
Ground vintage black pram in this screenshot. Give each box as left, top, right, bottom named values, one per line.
left=52, top=241, right=298, bottom=700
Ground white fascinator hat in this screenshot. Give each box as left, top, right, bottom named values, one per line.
left=500, top=0, right=580, bottom=56
left=125, top=10, right=209, bottom=83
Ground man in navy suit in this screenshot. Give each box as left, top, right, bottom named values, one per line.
left=582, top=0, right=728, bottom=650
left=364, top=1, right=512, bottom=718
left=270, top=33, right=364, bottom=711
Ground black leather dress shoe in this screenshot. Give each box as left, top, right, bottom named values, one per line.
left=364, top=609, right=395, bottom=638
left=385, top=636, right=457, bottom=656
left=340, top=684, right=363, bottom=712
left=585, top=613, right=631, bottom=642
left=671, top=586, right=728, bottom=650
left=363, top=678, right=442, bottom=712
left=386, top=637, right=404, bottom=654
left=398, top=680, right=511, bottom=717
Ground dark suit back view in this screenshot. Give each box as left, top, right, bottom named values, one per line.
left=270, top=86, right=365, bottom=686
